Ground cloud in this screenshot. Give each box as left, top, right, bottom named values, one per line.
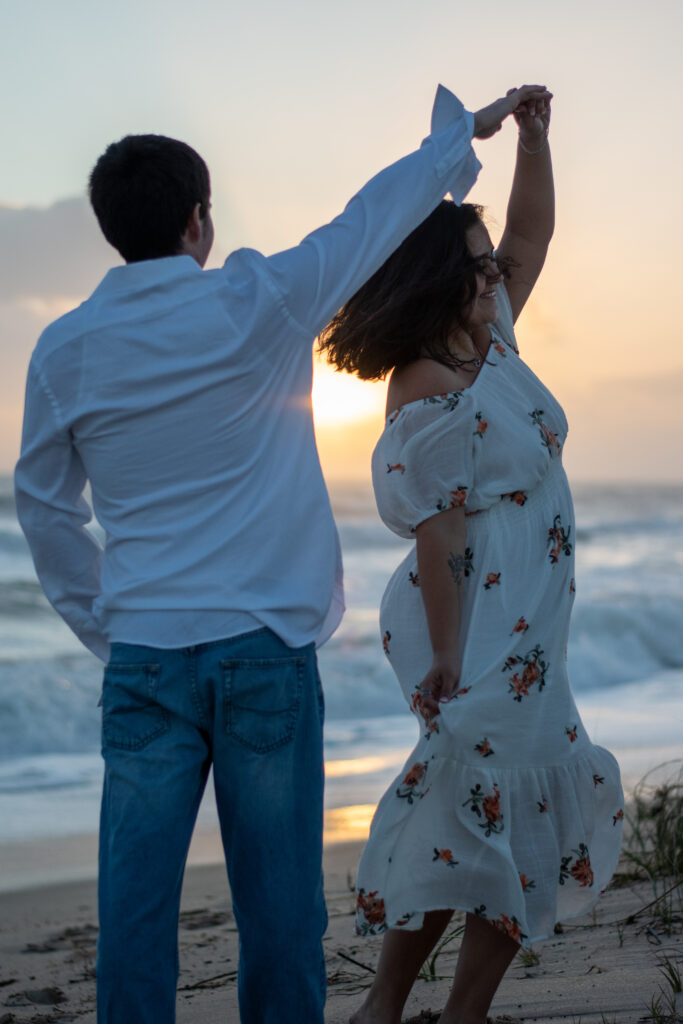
left=0, top=197, right=119, bottom=301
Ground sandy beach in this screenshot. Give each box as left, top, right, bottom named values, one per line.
left=1, top=835, right=681, bottom=1024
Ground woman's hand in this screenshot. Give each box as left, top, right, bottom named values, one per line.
left=473, top=85, right=552, bottom=140
left=418, top=652, right=462, bottom=718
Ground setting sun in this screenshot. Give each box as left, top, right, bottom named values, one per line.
left=312, top=358, right=386, bottom=426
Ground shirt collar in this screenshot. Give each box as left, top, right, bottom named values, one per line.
left=92, top=254, right=203, bottom=297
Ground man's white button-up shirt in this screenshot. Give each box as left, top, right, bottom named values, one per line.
left=15, top=87, right=481, bottom=662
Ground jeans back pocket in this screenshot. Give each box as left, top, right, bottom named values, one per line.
left=101, top=663, right=169, bottom=752
left=221, top=655, right=304, bottom=753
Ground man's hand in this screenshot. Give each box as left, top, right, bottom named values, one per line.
left=473, top=85, right=552, bottom=140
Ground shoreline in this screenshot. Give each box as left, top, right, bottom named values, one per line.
left=1, top=847, right=680, bottom=1023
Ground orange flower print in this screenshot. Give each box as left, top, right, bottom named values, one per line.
left=537, top=795, right=548, bottom=813
left=494, top=914, right=527, bottom=943
left=474, top=411, right=488, bottom=439
left=529, top=409, right=562, bottom=455
left=511, top=616, right=529, bottom=634
left=503, top=645, right=549, bottom=702
left=565, top=724, right=578, bottom=743
left=408, top=571, right=420, bottom=587
left=410, top=689, right=440, bottom=739
left=432, top=847, right=458, bottom=868
left=547, top=514, right=573, bottom=564
left=569, top=577, right=576, bottom=595
left=613, top=808, right=624, bottom=826
left=559, top=843, right=594, bottom=888
left=395, top=912, right=415, bottom=927
left=449, top=487, right=468, bottom=508
left=453, top=686, right=471, bottom=699
left=474, top=737, right=494, bottom=757
left=396, top=762, right=429, bottom=804
left=493, top=341, right=507, bottom=356
left=386, top=462, right=406, bottom=474
left=483, top=572, right=501, bottom=590
left=570, top=851, right=594, bottom=887
left=356, top=889, right=387, bottom=935
left=382, top=630, right=391, bottom=655
left=503, top=490, right=527, bottom=506
left=519, top=873, right=536, bottom=892
left=593, top=774, right=605, bottom=788
left=424, top=393, right=463, bottom=412
left=464, top=783, right=504, bottom=836
left=387, top=409, right=401, bottom=425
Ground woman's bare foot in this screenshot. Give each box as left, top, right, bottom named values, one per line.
left=349, top=997, right=402, bottom=1024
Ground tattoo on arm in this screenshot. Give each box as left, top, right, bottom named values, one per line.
left=448, top=551, right=465, bottom=586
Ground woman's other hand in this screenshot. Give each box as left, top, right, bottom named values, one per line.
left=418, top=653, right=462, bottom=716
left=473, top=85, right=552, bottom=140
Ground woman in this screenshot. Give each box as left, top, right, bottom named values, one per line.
left=320, top=92, right=624, bottom=1024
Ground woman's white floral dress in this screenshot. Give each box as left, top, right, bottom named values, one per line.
left=355, top=283, right=624, bottom=945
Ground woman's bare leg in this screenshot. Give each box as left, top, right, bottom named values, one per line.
left=350, top=909, right=453, bottom=1024
left=437, top=913, right=519, bottom=1024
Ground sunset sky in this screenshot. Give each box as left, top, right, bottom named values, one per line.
left=1, top=0, right=681, bottom=483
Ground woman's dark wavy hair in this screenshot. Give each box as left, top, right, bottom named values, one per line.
left=319, top=200, right=511, bottom=381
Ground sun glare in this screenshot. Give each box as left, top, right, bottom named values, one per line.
left=312, top=360, right=385, bottom=426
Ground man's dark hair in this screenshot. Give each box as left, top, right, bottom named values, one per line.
left=319, top=201, right=515, bottom=380
left=89, top=134, right=211, bottom=263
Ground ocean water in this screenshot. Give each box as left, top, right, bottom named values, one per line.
left=1, top=474, right=682, bottom=849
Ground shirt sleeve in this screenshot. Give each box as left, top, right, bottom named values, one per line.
left=372, top=393, right=476, bottom=539
left=263, top=85, right=481, bottom=338
left=14, top=361, right=110, bottom=662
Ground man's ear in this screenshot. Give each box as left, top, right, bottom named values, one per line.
left=182, top=203, right=203, bottom=245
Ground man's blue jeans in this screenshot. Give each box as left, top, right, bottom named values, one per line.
left=96, top=628, right=327, bottom=1024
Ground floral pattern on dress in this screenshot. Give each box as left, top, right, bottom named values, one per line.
left=593, top=774, right=605, bottom=788
left=424, top=393, right=463, bottom=412
left=494, top=914, right=528, bottom=943
left=484, top=572, right=501, bottom=590
left=382, top=630, right=391, bottom=655
left=463, top=783, right=504, bottom=836
left=436, top=486, right=468, bottom=511
left=356, top=889, right=387, bottom=935
left=433, top=847, right=458, bottom=867
left=519, top=873, right=536, bottom=892
left=511, top=616, right=529, bottom=635
left=408, top=571, right=420, bottom=587
left=474, top=737, right=495, bottom=757
left=410, top=689, right=440, bottom=739
left=503, top=490, right=528, bottom=506
left=474, top=412, right=488, bottom=439
left=503, top=644, right=549, bottom=701
left=537, top=795, right=548, bottom=813
left=548, top=514, right=573, bottom=564
left=529, top=409, right=562, bottom=455
left=492, top=341, right=507, bottom=357
left=559, top=843, right=594, bottom=887
left=565, top=724, right=578, bottom=743
left=387, top=462, right=406, bottom=474
left=396, top=762, right=430, bottom=804
left=613, top=808, right=624, bottom=826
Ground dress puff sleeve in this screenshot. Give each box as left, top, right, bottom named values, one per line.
left=371, top=390, right=476, bottom=539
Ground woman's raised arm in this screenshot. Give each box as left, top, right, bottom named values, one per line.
left=497, top=91, right=555, bottom=323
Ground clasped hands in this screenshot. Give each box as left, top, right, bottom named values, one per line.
left=474, top=84, right=552, bottom=145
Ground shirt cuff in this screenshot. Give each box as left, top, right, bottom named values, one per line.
left=429, top=84, right=481, bottom=201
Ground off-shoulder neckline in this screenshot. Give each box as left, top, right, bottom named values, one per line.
left=383, top=327, right=513, bottom=426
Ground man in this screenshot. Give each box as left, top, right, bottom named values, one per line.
left=15, top=82, right=544, bottom=1023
